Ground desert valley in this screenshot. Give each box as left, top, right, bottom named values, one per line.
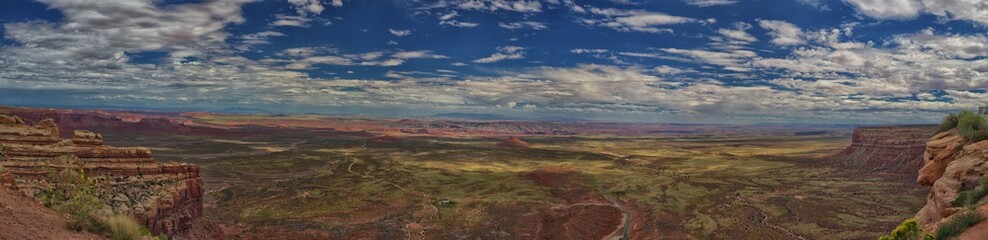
left=4, top=0, right=988, bottom=239
left=5, top=106, right=982, bottom=239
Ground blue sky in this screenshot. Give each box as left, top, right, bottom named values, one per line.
left=1, top=0, right=987, bottom=124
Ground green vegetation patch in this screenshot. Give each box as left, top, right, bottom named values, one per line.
left=934, top=211, right=983, bottom=240
left=951, top=178, right=988, bottom=207
left=941, top=111, right=988, bottom=142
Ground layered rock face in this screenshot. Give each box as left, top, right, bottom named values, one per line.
left=829, top=126, right=937, bottom=175
left=0, top=114, right=202, bottom=236
left=913, top=130, right=988, bottom=234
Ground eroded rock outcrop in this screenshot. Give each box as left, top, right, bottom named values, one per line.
left=828, top=126, right=936, bottom=175
left=0, top=114, right=202, bottom=236
left=914, top=130, right=988, bottom=233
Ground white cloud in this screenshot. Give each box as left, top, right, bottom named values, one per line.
left=843, top=0, right=988, bottom=26
left=287, top=0, right=325, bottom=15
left=843, top=0, right=920, bottom=19
left=717, top=22, right=757, bottom=42
left=438, top=11, right=480, bottom=27
left=571, top=48, right=609, bottom=54
left=451, top=0, right=543, bottom=12
left=920, top=0, right=988, bottom=26
left=237, top=31, right=287, bottom=51
left=758, top=20, right=806, bottom=46
left=582, top=7, right=695, bottom=33
left=683, top=0, right=738, bottom=7
left=473, top=46, right=526, bottom=63
left=392, top=50, right=448, bottom=59
left=271, top=14, right=312, bottom=27
left=389, top=29, right=412, bottom=36
left=498, top=21, right=549, bottom=30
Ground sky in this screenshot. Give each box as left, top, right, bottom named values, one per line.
left=0, top=0, right=986, bottom=124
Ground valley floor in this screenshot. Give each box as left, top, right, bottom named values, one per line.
left=105, top=130, right=926, bottom=239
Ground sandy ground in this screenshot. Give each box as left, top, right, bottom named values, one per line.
left=0, top=186, right=103, bottom=240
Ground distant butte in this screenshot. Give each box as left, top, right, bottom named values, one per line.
left=498, top=136, right=532, bottom=148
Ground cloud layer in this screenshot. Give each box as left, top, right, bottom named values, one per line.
left=1, top=0, right=987, bottom=123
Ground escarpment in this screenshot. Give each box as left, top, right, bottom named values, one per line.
left=915, top=130, right=988, bottom=225
left=0, top=114, right=203, bottom=236
left=828, top=126, right=936, bottom=175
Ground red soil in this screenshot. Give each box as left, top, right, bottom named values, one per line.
left=0, top=186, right=103, bottom=240
left=514, top=204, right=624, bottom=240
left=520, top=168, right=599, bottom=203
left=514, top=168, right=625, bottom=240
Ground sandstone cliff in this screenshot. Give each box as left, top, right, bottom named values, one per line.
left=0, top=114, right=203, bottom=236
left=829, top=126, right=936, bottom=176
left=909, top=129, right=988, bottom=237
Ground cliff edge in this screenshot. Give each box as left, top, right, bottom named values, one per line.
left=0, top=114, right=203, bottom=236
left=828, top=125, right=936, bottom=176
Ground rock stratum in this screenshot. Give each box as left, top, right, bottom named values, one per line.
left=907, top=130, right=988, bottom=237
left=0, top=114, right=203, bottom=236
left=828, top=125, right=936, bottom=176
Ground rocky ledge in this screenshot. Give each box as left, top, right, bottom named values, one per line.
left=0, top=114, right=202, bottom=236
left=896, top=128, right=988, bottom=239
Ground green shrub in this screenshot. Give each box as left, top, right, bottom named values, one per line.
left=879, top=218, right=934, bottom=240
left=934, top=211, right=983, bottom=240
left=36, top=164, right=110, bottom=234
left=939, top=113, right=959, bottom=133
left=956, top=111, right=988, bottom=142
left=106, top=215, right=144, bottom=240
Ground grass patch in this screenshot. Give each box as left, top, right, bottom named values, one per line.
left=934, top=211, right=983, bottom=240
left=106, top=215, right=144, bottom=240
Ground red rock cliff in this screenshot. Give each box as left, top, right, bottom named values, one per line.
left=0, top=114, right=203, bottom=236
left=828, top=126, right=936, bottom=175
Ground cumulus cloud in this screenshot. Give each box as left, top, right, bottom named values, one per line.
left=921, top=0, right=988, bottom=26
left=843, top=0, right=920, bottom=19
left=473, top=46, right=526, bottom=63
left=844, top=0, right=988, bottom=26
left=1, top=0, right=253, bottom=66
left=2, top=0, right=987, bottom=124
left=759, top=20, right=806, bottom=46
